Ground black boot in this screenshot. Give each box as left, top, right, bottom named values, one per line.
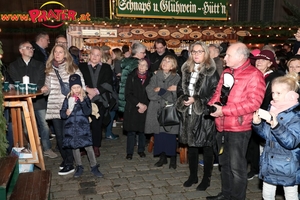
left=197, top=146, right=214, bottom=191
left=154, top=152, right=167, bottom=167
left=169, top=156, right=177, bottom=169
left=183, top=147, right=199, bottom=187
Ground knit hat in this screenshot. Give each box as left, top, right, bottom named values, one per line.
left=69, top=74, right=82, bottom=89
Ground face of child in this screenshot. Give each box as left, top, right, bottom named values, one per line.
left=71, top=84, right=82, bottom=96
left=271, top=83, right=290, bottom=103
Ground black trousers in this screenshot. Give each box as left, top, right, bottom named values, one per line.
left=90, top=108, right=106, bottom=147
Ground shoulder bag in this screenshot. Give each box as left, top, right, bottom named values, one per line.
left=54, top=69, right=70, bottom=96
left=157, top=103, right=180, bottom=131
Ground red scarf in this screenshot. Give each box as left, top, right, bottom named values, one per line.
left=137, top=71, right=147, bottom=85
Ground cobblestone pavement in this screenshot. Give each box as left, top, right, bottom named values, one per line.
left=45, top=124, right=286, bottom=200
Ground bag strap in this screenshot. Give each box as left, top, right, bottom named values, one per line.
left=53, top=68, right=65, bottom=87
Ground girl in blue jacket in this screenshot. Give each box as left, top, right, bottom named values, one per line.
left=60, top=74, right=103, bottom=178
left=252, top=73, right=300, bottom=200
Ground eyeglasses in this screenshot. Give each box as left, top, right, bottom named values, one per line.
left=191, top=50, right=205, bottom=55
left=21, top=46, right=35, bottom=50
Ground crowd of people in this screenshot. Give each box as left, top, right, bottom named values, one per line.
left=2, top=29, right=300, bottom=199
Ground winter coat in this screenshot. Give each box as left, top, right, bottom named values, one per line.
left=118, top=57, right=139, bottom=112
left=60, top=96, right=93, bottom=149
left=208, top=59, right=266, bottom=132
left=252, top=103, right=300, bottom=186
left=175, top=60, right=219, bottom=147
left=78, top=62, right=115, bottom=126
left=44, top=62, right=85, bottom=120
left=144, top=70, right=181, bottom=134
left=8, top=57, right=47, bottom=110
left=123, top=69, right=151, bottom=132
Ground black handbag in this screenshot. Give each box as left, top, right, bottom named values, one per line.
left=54, top=69, right=70, bottom=96
left=157, top=103, right=180, bottom=131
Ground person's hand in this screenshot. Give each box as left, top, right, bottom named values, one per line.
left=210, top=104, right=223, bottom=117
left=184, top=96, right=195, bottom=106
left=167, top=85, right=177, bottom=91
left=78, top=94, right=84, bottom=102
left=266, top=112, right=278, bottom=128
left=41, top=85, right=49, bottom=94
left=137, top=103, right=147, bottom=113
left=154, top=87, right=160, bottom=92
left=295, top=28, right=300, bottom=41
left=66, top=109, right=71, bottom=116
left=252, top=110, right=261, bottom=124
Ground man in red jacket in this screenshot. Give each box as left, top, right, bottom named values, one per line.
left=206, top=42, right=266, bottom=200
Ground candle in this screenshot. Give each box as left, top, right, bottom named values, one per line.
left=23, top=75, right=30, bottom=93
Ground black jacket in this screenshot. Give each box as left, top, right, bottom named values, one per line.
left=78, top=62, right=114, bottom=125
left=176, top=60, right=219, bottom=147
left=31, top=42, right=48, bottom=64
left=123, top=69, right=150, bottom=132
left=8, top=57, right=47, bottom=110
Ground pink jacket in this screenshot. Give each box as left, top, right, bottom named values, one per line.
left=208, top=59, right=266, bottom=132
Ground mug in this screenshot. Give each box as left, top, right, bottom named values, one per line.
left=3, top=82, right=9, bottom=92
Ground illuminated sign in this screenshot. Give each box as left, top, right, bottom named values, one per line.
left=0, top=1, right=91, bottom=28
left=116, top=0, right=228, bottom=20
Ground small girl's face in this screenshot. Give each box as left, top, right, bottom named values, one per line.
left=271, top=83, right=290, bottom=103
left=71, top=84, right=82, bottom=96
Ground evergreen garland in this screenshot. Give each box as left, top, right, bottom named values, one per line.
left=0, top=41, right=9, bottom=157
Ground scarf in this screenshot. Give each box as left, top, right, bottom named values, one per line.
left=163, top=71, right=171, bottom=79
left=52, top=58, right=66, bottom=68
left=270, top=91, right=299, bottom=115
left=137, top=71, right=147, bottom=85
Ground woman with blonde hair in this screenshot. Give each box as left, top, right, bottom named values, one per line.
left=41, top=44, right=85, bottom=176
left=176, top=41, right=219, bottom=190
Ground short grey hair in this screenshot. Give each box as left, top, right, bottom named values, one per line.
left=131, top=42, right=146, bottom=56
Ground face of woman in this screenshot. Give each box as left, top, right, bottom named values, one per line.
left=288, top=60, right=300, bottom=73
left=271, top=83, right=290, bottom=103
left=54, top=46, right=65, bottom=63
left=191, top=44, right=205, bottom=64
left=255, top=59, right=272, bottom=73
left=161, top=58, right=174, bottom=73
left=138, top=60, right=148, bottom=74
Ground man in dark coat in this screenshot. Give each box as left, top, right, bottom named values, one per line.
left=78, top=46, right=115, bottom=157
left=148, top=38, right=177, bottom=73
left=8, top=41, right=57, bottom=158
left=31, top=32, right=50, bottom=65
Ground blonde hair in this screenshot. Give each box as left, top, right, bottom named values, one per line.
left=68, top=87, right=86, bottom=98
left=272, top=72, right=299, bottom=92
left=186, top=41, right=212, bottom=72
left=159, top=55, right=177, bottom=74
left=45, top=44, right=78, bottom=75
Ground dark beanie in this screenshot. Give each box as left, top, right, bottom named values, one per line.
left=69, top=74, right=82, bottom=89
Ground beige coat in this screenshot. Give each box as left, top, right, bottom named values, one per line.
left=44, top=63, right=85, bottom=120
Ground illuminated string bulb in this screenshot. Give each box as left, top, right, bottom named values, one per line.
left=258, top=35, right=261, bottom=37
left=141, top=24, right=143, bottom=27
left=269, top=27, right=272, bottom=29
left=176, top=25, right=178, bottom=28
left=187, top=25, right=189, bottom=28
left=164, top=25, right=166, bottom=28
left=51, top=20, right=54, bottom=23
left=65, top=22, right=68, bottom=25
left=153, top=24, right=156, bottom=27
left=116, top=24, right=119, bottom=27
left=198, top=26, right=200, bottom=28
left=267, top=35, right=269, bottom=37
left=279, top=27, right=282, bottom=30
left=240, top=26, right=242, bottom=29
left=289, top=28, right=291, bottom=30
left=129, top=24, right=132, bottom=27
left=219, top=26, right=223, bottom=29
left=209, top=27, right=211, bottom=29
left=228, top=17, right=231, bottom=20
left=250, top=27, right=253, bottom=30
left=78, top=22, right=81, bottom=24
left=276, top=34, right=279, bottom=37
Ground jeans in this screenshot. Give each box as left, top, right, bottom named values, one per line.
left=126, top=131, right=145, bottom=155
left=52, top=119, right=74, bottom=166
left=34, top=109, right=51, bottom=151
left=217, top=130, right=251, bottom=200
left=262, top=182, right=298, bottom=200
left=105, top=110, right=116, bottom=137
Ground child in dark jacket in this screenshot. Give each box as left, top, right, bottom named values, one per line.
left=252, top=72, right=300, bottom=200
left=60, top=74, right=103, bottom=178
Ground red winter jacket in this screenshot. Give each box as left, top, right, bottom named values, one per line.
left=208, top=59, right=265, bottom=132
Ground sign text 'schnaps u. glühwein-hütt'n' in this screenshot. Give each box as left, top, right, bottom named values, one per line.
left=115, top=0, right=228, bottom=20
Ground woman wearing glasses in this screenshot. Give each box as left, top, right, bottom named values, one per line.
left=176, top=41, right=219, bottom=191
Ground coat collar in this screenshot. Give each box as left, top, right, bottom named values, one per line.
left=181, top=58, right=216, bottom=76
